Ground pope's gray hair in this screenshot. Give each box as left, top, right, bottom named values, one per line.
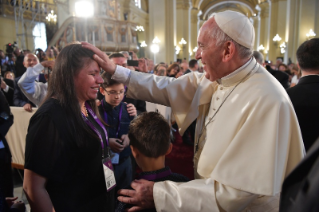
left=207, top=14, right=253, bottom=59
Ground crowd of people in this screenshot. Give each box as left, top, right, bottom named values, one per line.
left=0, top=9, right=319, bottom=212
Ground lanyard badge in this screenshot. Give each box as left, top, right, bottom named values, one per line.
left=83, top=102, right=117, bottom=191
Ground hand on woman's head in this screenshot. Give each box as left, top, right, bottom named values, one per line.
left=81, top=42, right=116, bottom=75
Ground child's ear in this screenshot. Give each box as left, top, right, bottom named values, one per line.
left=99, top=87, right=105, bottom=95
left=165, top=143, right=173, bottom=155
left=130, top=145, right=139, bottom=158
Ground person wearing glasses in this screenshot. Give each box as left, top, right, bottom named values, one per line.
left=99, top=71, right=135, bottom=194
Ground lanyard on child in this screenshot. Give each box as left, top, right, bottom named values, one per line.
left=82, top=101, right=109, bottom=158
left=101, top=100, right=123, bottom=138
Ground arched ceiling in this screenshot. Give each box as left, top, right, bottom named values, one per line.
left=192, top=0, right=270, bottom=20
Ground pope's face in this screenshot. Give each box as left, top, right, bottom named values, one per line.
left=195, top=18, right=224, bottom=82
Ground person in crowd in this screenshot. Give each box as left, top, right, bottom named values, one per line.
left=184, top=59, right=198, bottom=75
left=280, top=38, right=319, bottom=212
left=166, top=63, right=180, bottom=77
left=0, top=90, right=14, bottom=199
left=1, top=72, right=14, bottom=106
left=264, top=58, right=290, bottom=89
left=4, top=71, right=14, bottom=80
left=13, top=48, right=25, bottom=78
left=279, top=63, right=293, bottom=82
left=13, top=54, right=38, bottom=112
left=83, top=10, right=303, bottom=211
left=23, top=43, right=116, bottom=212
left=275, top=58, right=283, bottom=69
left=116, top=112, right=189, bottom=212
left=35, top=48, right=46, bottom=62
left=180, top=62, right=189, bottom=73
left=99, top=72, right=135, bottom=194
left=108, top=53, right=146, bottom=115
left=290, top=63, right=301, bottom=87
left=46, top=46, right=59, bottom=61
left=153, top=64, right=167, bottom=76
left=286, top=38, right=319, bottom=152
left=17, top=54, right=54, bottom=107
left=147, top=59, right=154, bottom=73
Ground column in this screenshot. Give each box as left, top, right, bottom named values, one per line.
left=189, top=7, right=198, bottom=59
left=148, top=0, right=176, bottom=64
left=176, top=0, right=191, bottom=61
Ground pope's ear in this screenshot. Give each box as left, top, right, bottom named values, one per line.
left=222, top=41, right=235, bottom=62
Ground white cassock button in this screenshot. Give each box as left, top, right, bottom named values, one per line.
left=220, top=87, right=223, bottom=90
left=216, top=97, right=219, bottom=100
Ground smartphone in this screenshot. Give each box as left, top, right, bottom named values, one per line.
left=129, top=52, right=133, bottom=59
left=127, top=60, right=139, bottom=67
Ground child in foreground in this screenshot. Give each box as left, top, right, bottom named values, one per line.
left=116, top=112, right=189, bottom=212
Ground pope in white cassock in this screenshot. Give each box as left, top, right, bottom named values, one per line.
left=83, top=10, right=304, bottom=212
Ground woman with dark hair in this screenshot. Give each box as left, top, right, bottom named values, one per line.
left=23, top=43, right=116, bottom=211
left=166, top=63, right=180, bottom=77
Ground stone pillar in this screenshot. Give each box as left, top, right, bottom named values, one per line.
left=148, top=0, right=176, bottom=64
left=259, top=1, right=270, bottom=60
left=189, top=7, right=198, bottom=59
left=176, top=0, right=191, bottom=61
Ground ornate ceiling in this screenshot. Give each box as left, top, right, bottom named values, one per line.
left=192, top=0, right=270, bottom=20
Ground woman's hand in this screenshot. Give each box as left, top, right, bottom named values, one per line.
left=109, top=138, right=124, bottom=153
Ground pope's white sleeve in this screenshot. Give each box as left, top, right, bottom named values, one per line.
left=111, top=65, right=131, bottom=85
left=153, top=179, right=259, bottom=212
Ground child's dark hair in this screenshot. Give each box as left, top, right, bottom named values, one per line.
left=100, top=71, right=122, bottom=89
left=128, top=112, right=171, bottom=158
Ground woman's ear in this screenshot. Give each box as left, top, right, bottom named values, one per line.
left=165, top=143, right=173, bottom=155
left=99, top=87, right=105, bottom=96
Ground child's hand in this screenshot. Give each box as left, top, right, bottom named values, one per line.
left=125, top=103, right=137, bottom=117
left=109, top=138, right=124, bottom=153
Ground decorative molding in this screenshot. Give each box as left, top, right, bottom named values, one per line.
left=176, top=0, right=191, bottom=10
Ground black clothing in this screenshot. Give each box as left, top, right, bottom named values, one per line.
left=266, top=65, right=290, bottom=89
left=25, top=98, right=114, bottom=212
left=14, top=55, right=25, bottom=78
left=286, top=75, right=319, bottom=151
left=280, top=137, right=319, bottom=212
left=116, top=167, right=189, bottom=212
left=184, top=69, right=191, bottom=75
left=0, top=90, right=14, bottom=198
left=1, top=79, right=14, bottom=106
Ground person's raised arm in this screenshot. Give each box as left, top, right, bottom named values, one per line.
left=23, top=169, right=55, bottom=212
left=81, top=42, right=116, bottom=75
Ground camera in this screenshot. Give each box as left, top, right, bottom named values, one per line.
left=50, top=46, right=54, bottom=50
left=5, top=41, right=17, bottom=59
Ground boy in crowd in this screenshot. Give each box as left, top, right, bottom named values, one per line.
left=116, top=112, right=189, bottom=212
left=98, top=72, right=136, bottom=193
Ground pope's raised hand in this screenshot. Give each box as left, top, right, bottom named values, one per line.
left=81, top=42, right=117, bottom=75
